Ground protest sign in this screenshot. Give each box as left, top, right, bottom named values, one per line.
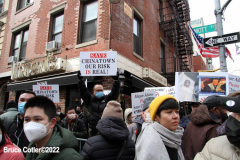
left=33, top=85, right=60, bottom=103
left=229, top=74, right=240, bottom=92
left=144, top=86, right=175, bottom=97
left=175, top=72, right=229, bottom=102
left=131, top=91, right=157, bottom=116
left=80, top=51, right=117, bottom=76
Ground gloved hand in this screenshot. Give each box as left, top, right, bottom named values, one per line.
left=77, top=70, right=83, bottom=80
left=112, top=71, right=119, bottom=81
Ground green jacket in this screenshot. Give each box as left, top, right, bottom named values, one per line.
left=25, top=124, right=82, bottom=160
left=0, top=108, right=19, bottom=126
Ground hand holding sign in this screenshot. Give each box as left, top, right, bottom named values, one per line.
left=111, top=71, right=119, bottom=80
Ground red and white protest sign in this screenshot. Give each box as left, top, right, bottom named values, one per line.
left=33, top=85, right=60, bottom=102
left=79, top=51, right=117, bottom=76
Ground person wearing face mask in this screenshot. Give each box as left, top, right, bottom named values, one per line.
left=77, top=70, right=120, bottom=137
left=194, top=93, right=240, bottom=160
left=135, top=95, right=184, bottom=160
left=182, top=95, right=227, bottom=160
left=0, top=119, right=25, bottom=159
left=4, top=90, right=35, bottom=155
left=56, top=106, right=66, bottom=125
left=60, top=106, right=87, bottom=139
left=24, top=96, right=83, bottom=160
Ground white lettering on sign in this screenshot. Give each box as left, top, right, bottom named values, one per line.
left=205, top=35, right=238, bottom=47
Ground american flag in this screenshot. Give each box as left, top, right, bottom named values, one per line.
left=188, top=23, right=234, bottom=62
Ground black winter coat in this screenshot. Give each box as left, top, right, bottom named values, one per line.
left=60, top=117, right=88, bottom=138
left=78, top=80, right=120, bottom=129
left=81, top=117, right=135, bottom=160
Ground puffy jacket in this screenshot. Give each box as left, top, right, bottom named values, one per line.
left=25, top=124, right=82, bottom=160
left=194, top=135, right=240, bottom=160
left=0, top=108, right=19, bottom=126
left=78, top=79, right=120, bottom=129
left=179, top=114, right=190, bottom=129
left=81, top=116, right=135, bottom=160
left=60, top=117, right=88, bottom=138
left=183, top=105, right=222, bottom=160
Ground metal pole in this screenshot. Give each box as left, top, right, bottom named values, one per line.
left=215, top=0, right=228, bottom=72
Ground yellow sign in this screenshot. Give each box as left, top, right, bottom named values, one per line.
left=124, top=2, right=132, bottom=19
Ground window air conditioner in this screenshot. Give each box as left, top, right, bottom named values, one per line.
left=8, top=56, right=17, bottom=63
left=46, top=40, right=60, bottom=52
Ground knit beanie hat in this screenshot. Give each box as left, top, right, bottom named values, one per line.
left=6, top=100, right=17, bottom=109
left=202, top=95, right=221, bottom=109
left=124, top=108, right=132, bottom=124
left=102, top=101, right=123, bottom=119
left=149, top=95, right=178, bottom=121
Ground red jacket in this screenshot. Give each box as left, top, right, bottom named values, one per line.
left=0, top=135, right=25, bottom=160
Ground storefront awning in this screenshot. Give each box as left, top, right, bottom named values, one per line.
left=7, top=72, right=92, bottom=91
left=131, top=74, right=156, bottom=90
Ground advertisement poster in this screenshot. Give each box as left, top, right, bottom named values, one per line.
left=175, top=72, right=229, bottom=102
left=144, top=86, right=175, bottom=97
left=131, top=91, right=157, bottom=116
left=33, top=85, right=60, bottom=103
left=79, top=51, right=117, bottom=76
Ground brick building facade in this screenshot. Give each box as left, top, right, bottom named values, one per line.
left=0, top=0, right=193, bottom=111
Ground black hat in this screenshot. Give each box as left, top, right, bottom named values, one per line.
left=6, top=100, right=17, bottom=109
left=220, top=96, right=240, bottom=113
left=202, top=95, right=221, bottom=109
left=142, top=97, right=155, bottom=111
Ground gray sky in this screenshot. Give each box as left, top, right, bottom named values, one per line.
left=189, top=0, right=240, bottom=75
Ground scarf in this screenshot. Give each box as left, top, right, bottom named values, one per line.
left=152, top=121, right=185, bottom=160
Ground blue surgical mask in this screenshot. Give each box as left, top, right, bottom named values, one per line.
left=96, top=92, right=104, bottom=99
left=18, top=102, right=26, bottom=115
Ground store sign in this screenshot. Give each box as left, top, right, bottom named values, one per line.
left=124, top=2, right=132, bottom=19
left=143, top=68, right=167, bottom=86
left=33, top=85, right=60, bottom=102
left=11, top=53, right=66, bottom=80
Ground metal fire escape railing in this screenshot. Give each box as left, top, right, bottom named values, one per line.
left=159, top=0, right=193, bottom=84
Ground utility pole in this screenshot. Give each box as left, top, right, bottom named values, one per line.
left=214, top=0, right=232, bottom=72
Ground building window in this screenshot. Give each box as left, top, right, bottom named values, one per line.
left=51, top=13, right=64, bottom=43
left=133, top=15, right=142, bottom=56
left=79, top=1, right=98, bottom=43
left=12, top=28, right=29, bottom=61
left=17, top=0, right=33, bottom=10
left=160, top=43, right=166, bottom=73
left=0, top=0, right=3, bottom=13
left=159, top=0, right=163, bottom=22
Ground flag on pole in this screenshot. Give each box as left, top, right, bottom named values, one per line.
left=188, top=23, right=234, bottom=62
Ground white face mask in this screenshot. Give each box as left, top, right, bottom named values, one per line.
left=0, top=134, right=2, bottom=143
left=68, top=114, right=76, bottom=120
left=24, top=121, right=51, bottom=142
left=56, top=112, right=61, bottom=115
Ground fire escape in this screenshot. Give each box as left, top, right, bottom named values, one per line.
left=159, top=0, right=193, bottom=84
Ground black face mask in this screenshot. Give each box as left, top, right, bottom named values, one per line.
left=226, top=116, right=240, bottom=148
left=76, top=111, right=80, bottom=114
left=217, top=108, right=228, bottom=122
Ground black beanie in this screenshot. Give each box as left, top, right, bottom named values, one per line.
left=6, top=100, right=17, bottom=109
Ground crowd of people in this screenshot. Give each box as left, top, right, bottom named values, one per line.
left=0, top=71, right=239, bottom=160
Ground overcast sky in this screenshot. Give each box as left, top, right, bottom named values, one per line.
left=189, top=0, right=240, bottom=75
